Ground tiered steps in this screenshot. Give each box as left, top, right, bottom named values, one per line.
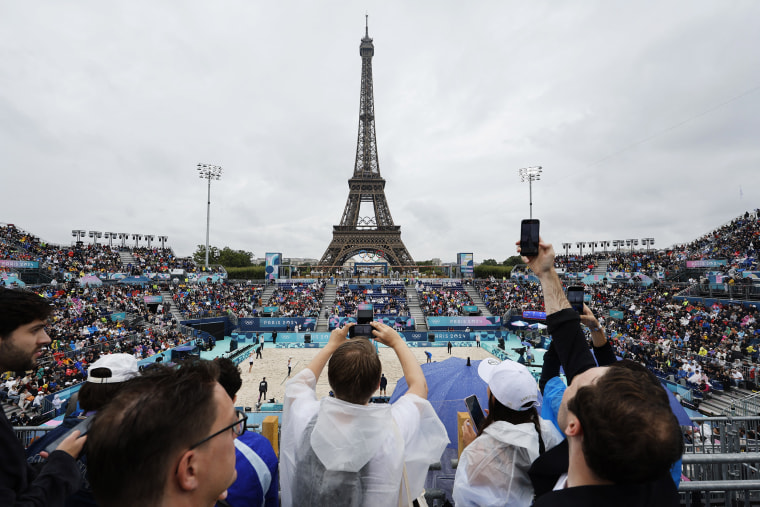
left=316, top=284, right=337, bottom=332
left=405, top=285, right=427, bottom=331
left=463, top=286, right=492, bottom=317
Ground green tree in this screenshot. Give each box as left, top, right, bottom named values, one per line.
left=481, top=259, right=498, bottom=266
left=193, top=245, right=219, bottom=265
left=193, top=245, right=254, bottom=268
left=218, top=247, right=254, bottom=268
left=502, top=255, right=524, bottom=266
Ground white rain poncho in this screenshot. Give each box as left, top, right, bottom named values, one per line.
left=453, top=419, right=563, bottom=507
left=281, top=369, right=448, bottom=507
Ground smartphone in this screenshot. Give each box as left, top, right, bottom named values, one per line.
left=464, top=394, right=486, bottom=434
left=349, top=303, right=374, bottom=338
left=520, top=219, right=540, bottom=257
left=43, top=416, right=92, bottom=454
left=567, top=286, right=585, bottom=314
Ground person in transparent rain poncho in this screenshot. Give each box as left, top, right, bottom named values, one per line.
left=280, top=322, right=448, bottom=507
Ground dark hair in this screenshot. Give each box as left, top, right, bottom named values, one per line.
left=216, top=357, right=242, bottom=400
left=567, top=364, right=684, bottom=484
left=0, top=288, right=52, bottom=339
left=87, top=360, right=221, bottom=507
left=482, top=393, right=544, bottom=453
left=77, top=381, right=124, bottom=413
left=327, top=338, right=381, bottom=405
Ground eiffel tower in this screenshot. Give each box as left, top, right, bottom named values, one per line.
left=319, top=20, right=414, bottom=268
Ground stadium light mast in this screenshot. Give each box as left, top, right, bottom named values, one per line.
left=131, top=234, right=142, bottom=248
left=589, top=241, right=598, bottom=255
left=600, top=240, right=610, bottom=254
left=197, top=163, right=223, bottom=270
left=626, top=238, right=638, bottom=254
left=562, top=243, right=571, bottom=270
left=158, top=235, right=168, bottom=249
left=576, top=241, right=586, bottom=257
left=518, top=166, right=542, bottom=219
left=89, top=231, right=102, bottom=245
left=145, top=235, right=154, bottom=248
left=642, top=237, right=655, bottom=253
left=118, top=233, right=128, bottom=248
left=72, top=229, right=86, bottom=245
left=104, top=232, right=116, bottom=247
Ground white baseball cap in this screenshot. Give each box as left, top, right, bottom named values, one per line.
left=477, top=358, right=538, bottom=411
left=86, top=353, right=139, bottom=384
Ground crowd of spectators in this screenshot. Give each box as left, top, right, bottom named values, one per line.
left=171, top=282, right=264, bottom=319
left=266, top=281, right=325, bottom=317
left=415, top=281, right=475, bottom=316
left=3, top=211, right=759, bottom=426
left=475, top=279, right=546, bottom=316
left=553, top=253, right=600, bottom=273
left=1, top=224, right=219, bottom=282
left=332, top=284, right=409, bottom=317
left=1, top=282, right=194, bottom=425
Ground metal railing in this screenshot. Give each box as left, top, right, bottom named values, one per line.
left=680, top=453, right=760, bottom=506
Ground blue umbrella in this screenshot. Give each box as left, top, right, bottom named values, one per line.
left=390, top=357, right=488, bottom=449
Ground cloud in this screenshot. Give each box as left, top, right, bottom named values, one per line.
left=1, top=1, right=758, bottom=264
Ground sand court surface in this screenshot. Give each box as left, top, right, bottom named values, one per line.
left=235, top=343, right=498, bottom=408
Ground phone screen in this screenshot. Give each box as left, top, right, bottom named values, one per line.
left=350, top=304, right=374, bottom=338
left=520, top=219, right=540, bottom=257
left=465, top=395, right=485, bottom=434
left=567, top=286, right=584, bottom=314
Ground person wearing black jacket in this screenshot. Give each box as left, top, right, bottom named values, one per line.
left=517, top=239, right=683, bottom=507
left=0, top=288, right=85, bottom=506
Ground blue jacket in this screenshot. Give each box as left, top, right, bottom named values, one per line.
left=225, top=430, right=279, bottom=507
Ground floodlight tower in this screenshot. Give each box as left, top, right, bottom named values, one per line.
left=576, top=241, right=586, bottom=257
left=197, top=163, right=223, bottom=269
left=518, top=166, right=542, bottom=219
left=72, top=230, right=86, bottom=245
left=588, top=241, right=599, bottom=255
left=158, top=235, right=168, bottom=249
left=626, top=238, right=638, bottom=254
left=642, top=238, right=655, bottom=253
left=131, top=234, right=142, bottom=248
left=600, top=240, right=610, bottom=254
left=104, top=232, right=116, bottom=247
left=89, top=231, right=102, bottom=245
left=118, top=233, right=128, bottom=248
left=562, top=243, right=572, bottom=269
left=145, top=235, right=154, bottom=248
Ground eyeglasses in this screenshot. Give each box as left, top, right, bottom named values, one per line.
left=189, top=410, right=247, bottom=450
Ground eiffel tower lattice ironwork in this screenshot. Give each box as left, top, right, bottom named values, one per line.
left=318, top=21, right=414, bottom=268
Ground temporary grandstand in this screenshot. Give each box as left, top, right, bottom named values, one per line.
left=3, top=210, right=760, bottom=503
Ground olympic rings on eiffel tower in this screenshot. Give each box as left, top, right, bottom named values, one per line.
left=358, top=250, right=382, bottom=262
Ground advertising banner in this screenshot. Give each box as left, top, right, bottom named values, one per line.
left=0, top=260, right=38, bottom=269
left=686, top=260, right=728, bottom=268
left=426, top=315, right=500, bottom=330
left=238, top=317, right=316, bottom=331
left=609, top=310, right=625, bottom=319
left=328, top=315, right=415, bottom=330
left=265, top=253, right=282, bottom=280
left=457, top=253, right=474, bottom=277
left=143, top=296, right=163, bottom=304
left=522, top=311, right=547, bottom=320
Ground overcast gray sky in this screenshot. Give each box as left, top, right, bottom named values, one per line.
left=2, top=1, right=758, bottom=263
